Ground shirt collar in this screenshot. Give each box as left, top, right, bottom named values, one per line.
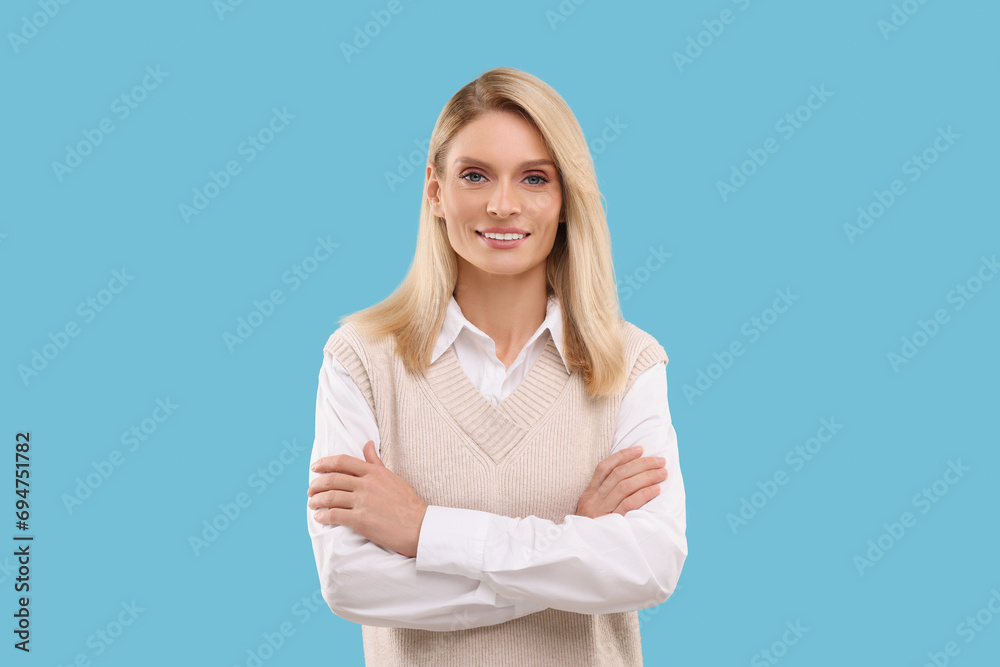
left=432, top=292, right=569, bottom=374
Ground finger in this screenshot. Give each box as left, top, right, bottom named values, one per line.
left=605, top=467, right=667, bottom=510
left=613, top=484, right=661, bottom=516
left=308, top=490, right=354, bottom=511
left=362, top=440, right=382, bottom=466
left=312, top=507, right=350, bottom=527
left=310, top=454, right=369, bottom=476
left=597, top=455, right=665, bottom=499
left=588, top=446, right=644, bottom=492
left=307, top=472, right=358, bottom=496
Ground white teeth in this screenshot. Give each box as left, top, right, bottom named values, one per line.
left=481, top=232, right=526, bottom=240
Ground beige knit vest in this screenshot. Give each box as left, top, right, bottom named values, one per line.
left=324, top=318, right=668, bottom=666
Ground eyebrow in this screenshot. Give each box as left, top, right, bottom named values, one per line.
left=453, top=156, right=556, bottom=170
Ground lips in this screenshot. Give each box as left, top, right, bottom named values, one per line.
left=476, top=230, right=530, bottom=248
left=476, top=231, right=530, bottom=238
left=477, top=227, right=529, bottom=235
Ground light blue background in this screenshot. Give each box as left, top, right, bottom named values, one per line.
left=2, top=1, right=998, bottom=665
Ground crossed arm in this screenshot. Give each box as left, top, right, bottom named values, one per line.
left=306, top=351, right=687, bottom=631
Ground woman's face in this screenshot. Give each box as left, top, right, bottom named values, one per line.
left=427, top=110, right=563, bottom=282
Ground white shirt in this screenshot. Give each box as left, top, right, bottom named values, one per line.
left=307, top=293, right=687, bottom=631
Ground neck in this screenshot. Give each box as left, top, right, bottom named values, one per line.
left=453, top=259, right=549, bottom=368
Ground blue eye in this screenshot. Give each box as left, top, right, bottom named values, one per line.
left=459, top=171, right=550, bottom=185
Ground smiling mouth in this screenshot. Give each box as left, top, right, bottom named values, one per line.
left=476, top=231, right=530, bottom=240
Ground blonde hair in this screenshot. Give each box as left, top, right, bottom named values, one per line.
left=340, top=66, right=627, bottom=399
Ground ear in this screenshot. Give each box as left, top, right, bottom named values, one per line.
left=426, top=165, right=444, bottom=218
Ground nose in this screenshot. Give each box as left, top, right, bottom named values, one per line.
left=486, top=180, right=521, bottom=217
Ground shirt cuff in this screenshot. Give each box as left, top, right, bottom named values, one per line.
left=415, top=504, right=491, bottom=579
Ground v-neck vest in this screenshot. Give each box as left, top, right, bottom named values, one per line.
left=324, top=318, right=668, bottom=667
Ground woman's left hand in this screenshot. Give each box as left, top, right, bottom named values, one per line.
left=308, top=440, right=428, bottom=558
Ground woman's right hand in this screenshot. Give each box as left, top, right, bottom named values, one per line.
left=575, top=446, right=667, bottom=519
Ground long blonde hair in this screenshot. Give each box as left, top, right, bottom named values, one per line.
left=340, top=66, right=627, bottom=399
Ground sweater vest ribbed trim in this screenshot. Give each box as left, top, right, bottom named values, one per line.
left=421, top=334, right=571, bottom=464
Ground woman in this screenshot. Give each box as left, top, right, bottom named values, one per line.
left=306, top=67, right=686, bottom=666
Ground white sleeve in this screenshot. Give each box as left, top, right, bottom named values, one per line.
left=307, top=350, right=548, bottom=631
left=414, top=361, right=687, bottom=614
